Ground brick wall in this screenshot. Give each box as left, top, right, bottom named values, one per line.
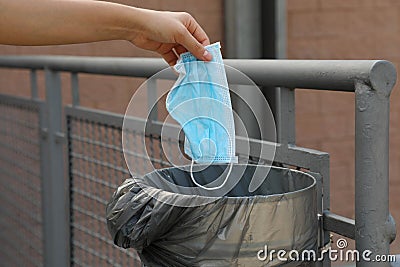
left=287, top=0, right=400, bottom=253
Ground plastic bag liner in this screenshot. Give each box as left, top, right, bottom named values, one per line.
left=106, top=164, right=318, bottom=266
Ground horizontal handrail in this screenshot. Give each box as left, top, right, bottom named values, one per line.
left=0, top=55, right=396, bottom=92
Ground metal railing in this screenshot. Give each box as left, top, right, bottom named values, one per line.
left=0, top=55, right=397, bottom=267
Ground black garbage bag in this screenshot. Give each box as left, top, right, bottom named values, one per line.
left=106, top=164, right=318, bottom=266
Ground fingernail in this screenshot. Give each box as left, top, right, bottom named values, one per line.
left=203, top=50, right=212, bottom=61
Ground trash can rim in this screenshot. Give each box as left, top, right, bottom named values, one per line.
left=138, top=164, right=317, bottom=202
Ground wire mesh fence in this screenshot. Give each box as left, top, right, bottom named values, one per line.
left=68, top=114, right=139, bottom=267
left=0, top=97, right=43, bottom=267
left=67, top=109, right=182, bottom=267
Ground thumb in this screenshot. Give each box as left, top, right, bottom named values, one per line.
left=176, top=29, right=212, bottom=61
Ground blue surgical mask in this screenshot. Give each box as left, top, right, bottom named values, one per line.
left=166, top=42, right=237, bottom=164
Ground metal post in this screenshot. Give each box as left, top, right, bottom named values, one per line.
left=30, top=69, right=38, bottom=99
left=277, top=87, right=295, bottom=145
left=274, top=0, right=287, bottom=60
left=41, top=68, right=69, bottom=267
left=147, top=78, right=158, bottom=122
left=71, top=72, right=80, bottom=106
left=224, top=0, right=265, bottom=140
left=224, top=0, right=262, bottom=58
left=309, top=153, right=331, bottom=267
left=355, top=79, right=396, bottom=266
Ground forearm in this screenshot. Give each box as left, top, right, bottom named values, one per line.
left=0, top=0, right=142, bottom=45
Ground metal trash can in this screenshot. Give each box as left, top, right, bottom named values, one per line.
left=106, top=164, right=318, bottom=266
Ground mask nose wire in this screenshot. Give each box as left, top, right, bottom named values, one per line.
left=190, top=160, right=233, bottom=190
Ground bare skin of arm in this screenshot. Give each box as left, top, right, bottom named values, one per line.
left=0, top=0, right=212, bottom=65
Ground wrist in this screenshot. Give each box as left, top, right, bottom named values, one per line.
left=113, top=6, right=155, bottom=42
left=97, top=3, right=145, bottom=42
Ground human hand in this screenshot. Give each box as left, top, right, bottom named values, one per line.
left=129, top=9, right=213, bottom=66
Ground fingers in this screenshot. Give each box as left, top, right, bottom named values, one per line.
left=185, top=15, right=210, bottom=46
left=159, top=44, right=185, bottom=66
left=175, top=29, right=212, bottom=62
left=162, top=50, right=179, bottom=66
left=160, top=43, right=202, bottom=66
left=174, top=45, right=187, bottom=55
left=175, top=14, right=212, bottom=62
left=156, top=43, right=178, bottom=66
left=148, top=12, right=213, bottom=66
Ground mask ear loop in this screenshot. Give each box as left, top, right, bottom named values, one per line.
left=190, top=160, right=233, bottom=190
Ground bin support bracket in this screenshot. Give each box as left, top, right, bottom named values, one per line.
left=323, top=211, right=355, bottom=240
